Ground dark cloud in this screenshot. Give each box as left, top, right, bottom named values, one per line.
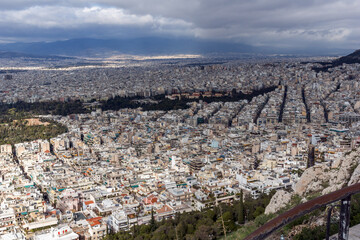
left=0, top=0, right=359, bottom=49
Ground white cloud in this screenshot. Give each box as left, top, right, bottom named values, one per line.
left=76, top=7, right=153, bottom=26
left=0, top=0, right=359, bottom=49
left=0, top=5, right=192, bottom=30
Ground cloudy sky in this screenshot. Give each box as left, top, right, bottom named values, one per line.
left=0, top=0, right=359, bottom=49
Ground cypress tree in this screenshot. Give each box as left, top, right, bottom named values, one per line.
left=150, top=207, right=156, bottom=231
left=238, top=190, right=245, bottom=224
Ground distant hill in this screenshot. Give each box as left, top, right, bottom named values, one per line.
left=312, top=49, right=360, bottom=72
left=333, top=49, right=360, bottom=65
left=0, top=51, right=47, bottom=58
left=0, top=37, right=256, bottom=57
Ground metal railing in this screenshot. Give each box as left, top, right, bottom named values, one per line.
left=244, top=183, right=360, bottom=240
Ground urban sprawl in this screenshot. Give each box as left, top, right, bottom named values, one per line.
left=0, top=58, right=360, bottom=239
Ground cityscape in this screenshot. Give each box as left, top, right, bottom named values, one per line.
left=0, top=1, right=360, bottom=240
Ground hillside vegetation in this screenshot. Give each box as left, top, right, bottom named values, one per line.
left=104, top=191, right=275, bottom=240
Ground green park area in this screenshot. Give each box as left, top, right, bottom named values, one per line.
left=0, top=108, right=67, bottom=145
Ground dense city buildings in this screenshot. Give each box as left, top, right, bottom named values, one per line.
left=0, top=56, right=360, bottom=239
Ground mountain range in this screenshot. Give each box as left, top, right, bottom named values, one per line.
left=0, top=37, right=353, bottom=58
left=0, top=38, right=255, bottom=57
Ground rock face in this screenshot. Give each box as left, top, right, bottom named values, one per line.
left=262, top=148, right=360, bottom=240
left=294, top=165, right=330, bottom=196
left=266, top=149, right=360, bottom=215
left=348, top=163, right=360, bottom=186
left=265, top=190, right=293, bottom=215
left=294, top=149, right=360, bottom=196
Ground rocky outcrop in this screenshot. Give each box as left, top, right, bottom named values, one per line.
left=262, top=148, right=360, bottom=239
left=322, top=150, right=359, bottom=195
left=266, top=149, right=360, bottom=215
left=265, top=190, right=293, bottom=215
left=348, top=163, right=360, bottom=186
left=294, top=149, right=360, bottom=196
left=321, top=166, right=350, bottom=195
left=294, top=165, right=330, bottom=196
